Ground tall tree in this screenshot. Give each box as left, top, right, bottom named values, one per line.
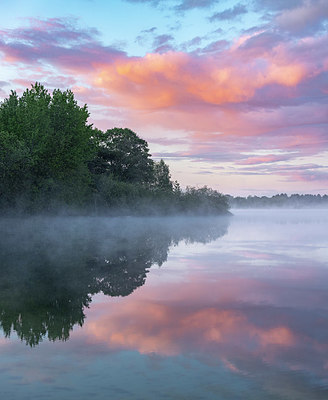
left=0, top=83, right=94, bottom=209
left=152, top=159, right=173, bottom=192
left=93, top=127, right=154, bottom=184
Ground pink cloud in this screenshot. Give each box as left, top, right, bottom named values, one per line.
left=1, top=18, right=326, bottom=110
left=93, top=48, right=310, bottom=110
left=282, top=169, right=328, bottom=182
left=0, top=17, right=124, bottom=71
left=237, top=154, right=291, bottom=165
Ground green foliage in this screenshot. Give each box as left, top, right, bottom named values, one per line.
left=151, top=159, right=173, bottom=192
left=96, top=174, right=145, bottom=209
left=178, top=186, right=230, bottom=215
left=0, top=83, right=94, bottom=210
left=92, top=127, right=154, bottom=184
left=0, top=130, right=33, bottom=206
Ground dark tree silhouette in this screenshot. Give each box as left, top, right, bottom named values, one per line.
left=92, top=127, right=154, bottom=184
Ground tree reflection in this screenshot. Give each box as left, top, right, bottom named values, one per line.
left=0, top=216, right=230, bottom=345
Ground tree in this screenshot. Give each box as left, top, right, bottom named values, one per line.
left=0, top=83, right=94, bottom=209
left=48, top=88, right=93, bottom=180
left=181, top=186, right=230, bottom=214
left=92, top=128, right=154, bottom=184
left=152, top=159, right=173, bottom=192
left=0, top=130, right=32, bottom=207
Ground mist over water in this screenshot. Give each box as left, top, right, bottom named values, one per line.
left=0, top=215, right=230, bottom=345
left=0, top=210, right=327, bottom=399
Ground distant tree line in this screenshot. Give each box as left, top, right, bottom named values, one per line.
left=0, top=83, right=229, bottom=215
left=227, top=193, right=328, bottom=208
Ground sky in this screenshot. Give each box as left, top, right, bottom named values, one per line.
left=0, top=0, right=327, bottom=196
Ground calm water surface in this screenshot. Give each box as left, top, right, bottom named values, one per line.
left=0, top=209, right=327, bottom=399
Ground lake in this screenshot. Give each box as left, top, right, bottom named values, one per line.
left=0, top=209, right=327, bottom=399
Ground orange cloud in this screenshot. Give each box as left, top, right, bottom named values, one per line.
left=258, top=326, right=294, bottom=347
left=93, top=44, right=309, bottom=110
left=238, top=155, right=290, bottom=165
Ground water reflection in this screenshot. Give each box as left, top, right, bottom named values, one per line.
left=1, top=210, right=328, bottom=399
left=0, top=216, right=230, bottom=345
left=70, top=211, right=328, bottom=398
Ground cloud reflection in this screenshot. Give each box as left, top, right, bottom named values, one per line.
left=78, top=213, right=328, bottom=391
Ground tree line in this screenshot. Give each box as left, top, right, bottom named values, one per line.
left=227, top=194, right=328, bottom=208
left=0, top=83, right=229, bottom=215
